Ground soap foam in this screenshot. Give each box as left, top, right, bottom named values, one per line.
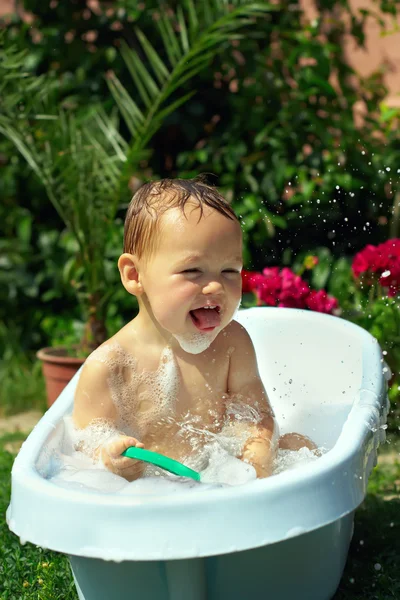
left=172, top=331, right=216, bottom=354
left=65, top=416, right=121, bottom=461
left=55, top=337, right=323, bottom=496
left=273, top=446, right=321, bottom=474
left=50, top=430, right=257, bottom=495
left=172, top=301, right=241, bottom=355
left=85, top=342, right=179, bottom=437
left=49, top=412, right=323, bottom=496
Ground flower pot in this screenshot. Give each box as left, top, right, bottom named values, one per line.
left=37, top=347, right=85, bottom=407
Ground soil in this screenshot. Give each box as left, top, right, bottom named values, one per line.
left=0, top=410, right=43, bottom=454
left=0, top=410, right=43, bottom=435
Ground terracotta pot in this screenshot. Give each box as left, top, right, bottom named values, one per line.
left=37, top=346, right=85, bottom=407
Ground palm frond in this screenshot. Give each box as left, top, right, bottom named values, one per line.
left=108, top=0, right=277, bottom=162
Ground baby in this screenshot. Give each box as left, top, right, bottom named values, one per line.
left=72, top=177, right=314, bottom=481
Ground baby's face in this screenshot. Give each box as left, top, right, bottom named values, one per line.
left=138, top=202, right=243, bottom=352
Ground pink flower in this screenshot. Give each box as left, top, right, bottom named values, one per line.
left=278, top=268, right=310, bottom=308
left=241, top=269, right=261, bottom=293
left=255, top=268, right=282, bottom=306
left=352, top=244, right=382, bottom=277
left=306, top=290, right=339, bottom=314
left=379, top=262, right=400, bottom=296
left=241, top=266, right=339, bottom=314
left=352, top=238, right=400, bottom=295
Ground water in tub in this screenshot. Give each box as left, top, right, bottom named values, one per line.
left=43, top=416, right=321, bottom=496
left=41, top=343, right=322, bottom=496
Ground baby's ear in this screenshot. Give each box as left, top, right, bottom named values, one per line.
left=118, top=253, right=143, bottom=297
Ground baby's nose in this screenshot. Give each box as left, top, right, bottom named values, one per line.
left=202, top=279, right=223, bottom=294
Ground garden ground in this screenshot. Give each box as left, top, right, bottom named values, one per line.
left=0, top=412, right=399, bottom=600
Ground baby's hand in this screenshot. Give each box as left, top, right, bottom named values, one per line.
left=100, top=435, right=145, bottom=482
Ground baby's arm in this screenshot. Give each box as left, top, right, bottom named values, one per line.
left=226, top=321, right=279, bottom=478
left=72, top=359, right=144, bottom=481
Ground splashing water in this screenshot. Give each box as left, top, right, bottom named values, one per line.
left=46, top=410, right=323, bottom=497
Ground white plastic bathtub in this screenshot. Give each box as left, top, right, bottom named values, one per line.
left=7, top=307, right=389, bottom=600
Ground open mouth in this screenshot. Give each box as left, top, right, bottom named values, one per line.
left=189, top=306, right=221, bottom=331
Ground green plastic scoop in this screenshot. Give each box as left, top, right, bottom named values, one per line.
left=122, top=447, right=201, bottom=481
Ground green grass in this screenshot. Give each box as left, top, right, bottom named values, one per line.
left=0, top=356, right=46, bottom=417
left=0, top=433, right=399, bottom=600
left=0, top=433, right=78, bottom=600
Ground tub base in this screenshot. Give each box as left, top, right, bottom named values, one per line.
left=69, top=512, right=353, bottom=600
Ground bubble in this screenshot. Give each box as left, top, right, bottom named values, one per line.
left=173, top=331, right=215, bottom=354
left=273, top=446, right=323, bottom=475
left=80, top=341, right=180, bottom=441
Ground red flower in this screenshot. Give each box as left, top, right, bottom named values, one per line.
left=306, top=290, right=339, bottom=314
left=278, top=268, right=310, bottom=308
left=241, top=266, right=338, bottom=314
left=241, top=269, right=262, bottom=293
left=352, top=238, right=400, bottom=295
left=257, top=268, right=282, bottom=306
left=352, top=244, right=382, bottom=277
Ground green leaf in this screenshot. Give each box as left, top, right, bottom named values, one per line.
left=183, top=0, right=199, bottom=37
left=177, top=6, right=190, bottom=53
left=156, top=13, right=181, bottom=67
left=106, top=74, right=145, bottom=136
left=133, top=31, right=170, bottom=87
left=311, top=248, right=333, bottom=289
left=16, top=214, right=32, bottom=245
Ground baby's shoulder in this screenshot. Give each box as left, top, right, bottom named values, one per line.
left=215, top=319, right=253, bottom=359
left=77, top=337, right=137, bottom=389
left=86, top=336, right=137, bottom=368
left=222, top=319, right=252, bottom=345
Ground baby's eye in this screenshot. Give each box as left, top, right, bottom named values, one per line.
left=182, top=269, right=240, bottom=274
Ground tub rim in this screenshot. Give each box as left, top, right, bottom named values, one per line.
left=7, top=307, right=388, bottom=560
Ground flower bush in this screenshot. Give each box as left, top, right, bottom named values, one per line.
left=350, top=238, right=400, bottom=414
left=242, top=243, right=400, bottom=429
left=242, top=258, right=339, bottom=314
left=352, top=238, right=400, bottom=298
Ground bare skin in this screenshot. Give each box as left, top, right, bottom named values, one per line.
left=73, top=200, right=314, bottom=481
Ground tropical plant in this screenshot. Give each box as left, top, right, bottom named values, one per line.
left=0, top=1, right=276, bottom=354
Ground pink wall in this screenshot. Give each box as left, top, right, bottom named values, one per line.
left=1, top=0, right=399, bottom=105
left=301, top=0, right=400, bottom=107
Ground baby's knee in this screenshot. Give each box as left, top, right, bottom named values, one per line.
left=278, top=432, right=316, bottom=452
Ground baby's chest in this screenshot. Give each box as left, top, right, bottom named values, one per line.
left=122, top=349, right=230, bottom=428
left=174, top=358, right=229, bottom=418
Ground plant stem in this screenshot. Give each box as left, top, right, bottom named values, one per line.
left=81, top=296, right=108, bottom=354
left=368, top=284, right=375, bottom=306
left=389, top=190, right=400, bottom=239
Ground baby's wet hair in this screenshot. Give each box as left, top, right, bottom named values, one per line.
left=123, top=175, right=239, bottom=261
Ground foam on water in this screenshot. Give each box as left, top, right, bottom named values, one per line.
left=50, top=337, right=322, bottom=496
left=273, top=446, right=321, bottom=475
left=47, top=415, right=322, bottom=496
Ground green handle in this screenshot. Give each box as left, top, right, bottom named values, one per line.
left=122, top=447, right=201, bottom=481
